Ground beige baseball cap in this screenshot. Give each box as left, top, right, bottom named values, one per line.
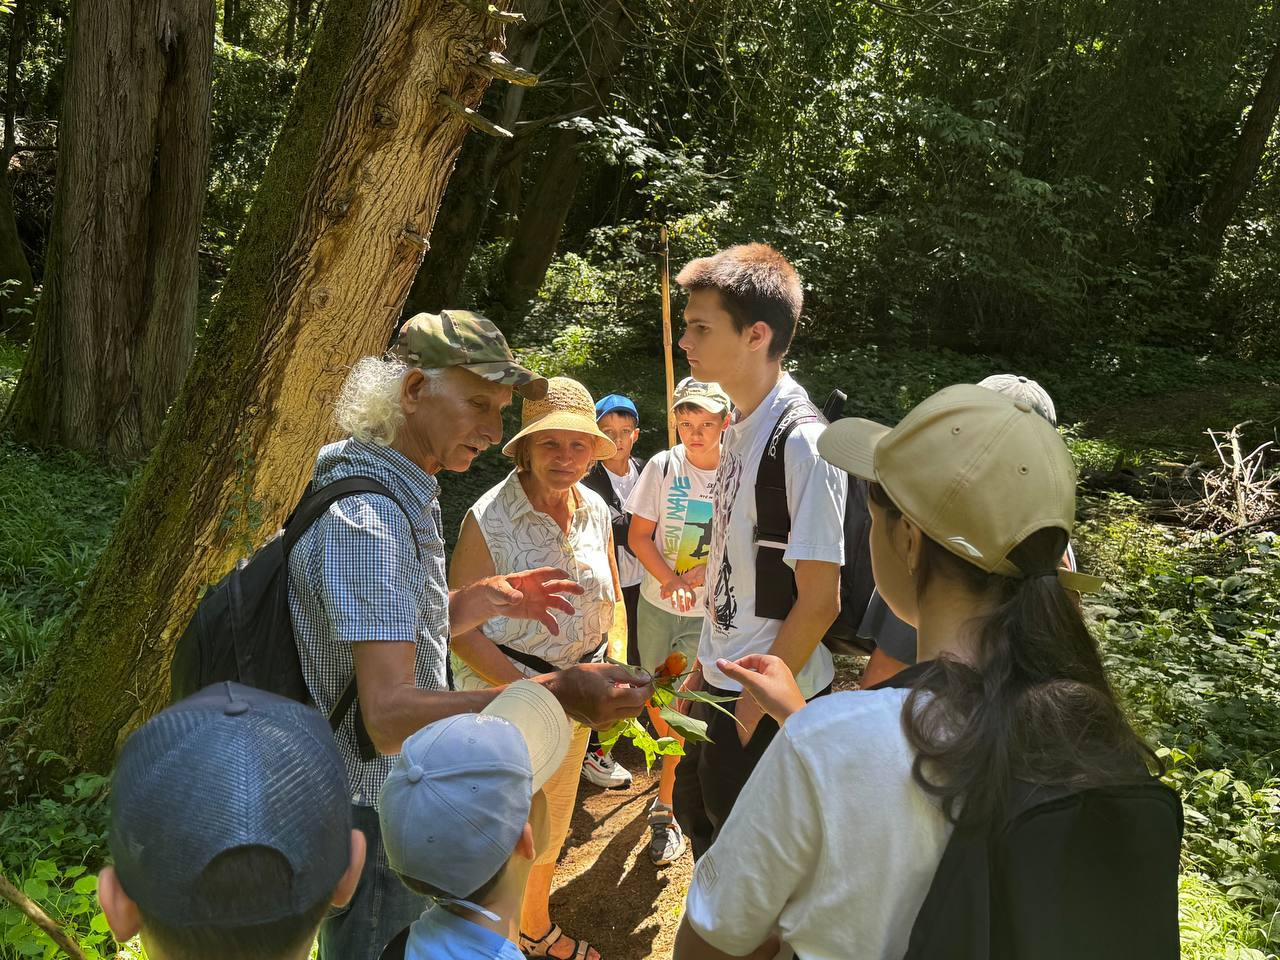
left=671, top=377, right=731, bottom=415
left=480, top=679, right=573, bottom=791
left=818, top=383, right=1102, bottom=591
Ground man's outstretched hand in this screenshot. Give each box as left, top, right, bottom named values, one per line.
left=481, top=566, right=585, bottom=635
left=539, top=663, right=653, bottom=729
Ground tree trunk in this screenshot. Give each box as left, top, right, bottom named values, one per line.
left=2, top=0, right=214, bottom=461
left=1200, top=34, right=1280, bottom=250
left=223, top=0, right=239, bottom=44
left=497, top=0, right=630, bottom=311
left=403, top=0, right=547, bottom=314
left=285, top=0, right=298, bottom=59
left=0, top=0, right=35, bottom=342
left=1, top=0, right=510, bottom=784
left=0, top=171, right=33, bottom=340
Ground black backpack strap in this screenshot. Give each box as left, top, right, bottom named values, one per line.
left=754, top=398, right=824, bottom=620
left=286, top=475, right=418, bottom=754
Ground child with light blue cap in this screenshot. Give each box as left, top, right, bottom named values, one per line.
left=377, top=680, right=572, bottom=960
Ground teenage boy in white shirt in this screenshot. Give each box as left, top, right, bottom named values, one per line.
left=671, top=243, right=847, bottom=858
left=624, top=377, right=732, bottom=865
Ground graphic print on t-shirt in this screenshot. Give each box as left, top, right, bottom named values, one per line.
left=710, top=449, right=743, bottom=632
left=681, top=503, right=714, bottom=568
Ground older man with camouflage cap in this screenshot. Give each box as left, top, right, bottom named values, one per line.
left=289, top=310, right=653, bottom=960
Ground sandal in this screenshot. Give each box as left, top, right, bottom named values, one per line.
left=520, top=923, right=599, bottom=960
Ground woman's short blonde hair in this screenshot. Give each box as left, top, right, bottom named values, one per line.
left=333, top=356, right=442, bottom=446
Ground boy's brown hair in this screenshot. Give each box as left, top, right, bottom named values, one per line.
left=675, top=243, right=803, bottom=360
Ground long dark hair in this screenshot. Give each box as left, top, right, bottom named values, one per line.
left=868, top=483, right=1156, bottom=828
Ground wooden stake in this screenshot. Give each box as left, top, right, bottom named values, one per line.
left=660, top=225, right=675, bottom=447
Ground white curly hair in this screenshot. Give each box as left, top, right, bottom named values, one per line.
left=334, top=356, right=444, bottom=446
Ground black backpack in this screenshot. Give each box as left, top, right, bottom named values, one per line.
left=754, top=389, right=876, bottom=655
left=864, top=665, right=1184, bottom=960
left=171, top=476, right=412, bottom=755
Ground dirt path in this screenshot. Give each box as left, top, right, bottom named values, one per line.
left=549, top=741, right=691, bottom=960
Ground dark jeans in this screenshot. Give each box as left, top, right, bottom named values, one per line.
left=318, top=804, right=426, bottom=960
left=674, top=681, right=832, bottom=859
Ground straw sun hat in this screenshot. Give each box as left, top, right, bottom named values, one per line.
left=501, top=376, right=617, bottom=460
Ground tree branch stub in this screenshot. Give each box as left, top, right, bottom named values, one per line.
left=478, top=50, right=537, bottom=86
left=439, top=92, right=513, bottom=138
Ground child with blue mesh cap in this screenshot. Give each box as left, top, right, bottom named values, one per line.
left=97, top=682, right=366, bottom=960
left=377, top=680, right=572, bottom=960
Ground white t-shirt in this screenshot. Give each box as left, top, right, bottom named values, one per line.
left=602, top=461, right=644, bottom=588
left=624, top=445, right=717, bottom=616
left=684, top=688, right=952, bottom=960
left=699, top=374, right=847, bottom=696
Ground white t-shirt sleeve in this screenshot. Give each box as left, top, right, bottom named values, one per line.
left=782, top=424, right=848, bottom=568
left=684, top=728, right=823, bottom=955
left=624, top=453, right=666, bottom=522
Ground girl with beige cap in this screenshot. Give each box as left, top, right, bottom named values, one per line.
left=449, top=376, right=619, bottom=960
left=674, top=384, right=1175, bottom=960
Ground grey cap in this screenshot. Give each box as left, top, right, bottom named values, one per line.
left=379, top=681, right=571, bottom=897
left=109, top=683, right=352, bottom=927
left=977, top=374, right=1057, bottom=426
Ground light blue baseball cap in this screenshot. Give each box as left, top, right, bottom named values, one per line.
left=379, top=681, right=571, bottom=897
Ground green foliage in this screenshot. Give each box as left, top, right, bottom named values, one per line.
left=0, top=440, right=130, bottom=687
left=0, top=769, right=115, bottom=959
left=1074, top=506, right=1280, bottom=953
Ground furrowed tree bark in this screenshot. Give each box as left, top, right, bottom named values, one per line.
left=1200, top=32, right=1280, bottom=250
left=1, top=0, right=510, bottom=782
left=2, top=0, right=214, bottom=460
left=497, top=0, right=630, bottom=311
left=403, top=0, right=547, bottom=314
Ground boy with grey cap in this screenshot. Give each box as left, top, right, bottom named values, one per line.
left=97, top=682, right=366, bottom=960
left=377, top=680, right=572, bottom=960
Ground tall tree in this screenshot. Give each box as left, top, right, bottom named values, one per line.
left=1, top=0, right=518, bottom=782
left=1200, top=29, right=1280, bottom=251
left=2, top=0, right=215, bottom=460
left=497, top=0, right=631, bottom=310
left=0, top=0, right=35, bottom=342
left=403, top=0, right=548, bottom=314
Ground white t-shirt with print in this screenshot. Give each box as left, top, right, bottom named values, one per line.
left=684, top=688, right=952, bottom=960
left=603, top=461, right=644, bottom=588
left=698, top=374, right=847, bottom=696
left=624, top=445, right=717, bottom=617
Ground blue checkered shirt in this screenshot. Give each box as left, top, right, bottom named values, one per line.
left=288, top=438, right=448, bottom=808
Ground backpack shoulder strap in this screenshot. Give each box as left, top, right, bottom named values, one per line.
left=754, top=398, right=823, bottom=621
left=283, top=475, right=417, bottom=746
left=285, top=476, right=420, bottom=559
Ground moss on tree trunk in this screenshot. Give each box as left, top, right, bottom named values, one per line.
left=2, top=0, right=510, bottom=784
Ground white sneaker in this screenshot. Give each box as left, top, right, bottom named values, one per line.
left=581, top=748, right=632, bottom=789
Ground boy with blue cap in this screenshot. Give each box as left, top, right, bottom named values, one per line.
left=97, top=682, right=366, bottom=960
left=378, top=680, right=573, bottom=960
left=580, top=392, right=645, bottom=790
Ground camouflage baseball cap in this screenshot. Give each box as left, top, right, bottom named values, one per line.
left=392, top=310, right=548, bottom=399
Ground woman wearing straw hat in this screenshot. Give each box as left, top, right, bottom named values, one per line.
left=673, top=384, right=1178, bottom=960
left=449, top=376, right=619, bottom=960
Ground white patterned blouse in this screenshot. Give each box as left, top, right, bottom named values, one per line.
left=450, top=469, right=617, bottom=691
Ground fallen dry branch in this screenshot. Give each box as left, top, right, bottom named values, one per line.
left=0, top=870, right=87, bottom=960
left=1176, top=422, right=1280, bottom=533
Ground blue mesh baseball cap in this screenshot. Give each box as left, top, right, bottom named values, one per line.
left=109, top=682, right=352, bottom=927
left=594, top=393, right=639, bottom=423
left=379, top=681, right=571, bottom=897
